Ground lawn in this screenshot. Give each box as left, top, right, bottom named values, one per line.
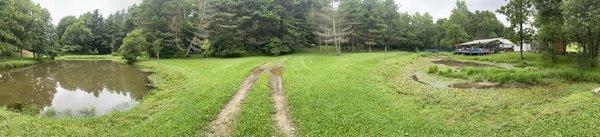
left=0, top=51, right=598, bottom=136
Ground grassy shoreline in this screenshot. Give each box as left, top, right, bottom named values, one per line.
left=0, top=58, right=38, bottom=70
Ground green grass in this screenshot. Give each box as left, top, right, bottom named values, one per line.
left=0, top=51, right=599, bottom=136
left=428, top=66, right=545, bottom=84
left=232, top=75, right=275, bottom=136
left=56, top=55, right=126, bottom=63
left=0, top=57, right=38, bottom=70
left=0, top=60, right=37, bottom=70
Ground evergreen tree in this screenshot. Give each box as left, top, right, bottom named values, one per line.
left=498, top=0, right=534, bottom=60
left=360, top=0, right=385, bottom=52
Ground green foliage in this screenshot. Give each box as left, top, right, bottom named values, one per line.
left=427, top=66, right=439, bottom=74
left=136, top=0, right=202, bottom=58
left=0, top=59, right=37, bottom=70
left=206, top=0, right=308, bottom=56
left=56, top=16, right=78, bottom=40
left=61, top=21, right=94, bottom=54
left=0, top=43, right=17, bottom=57
left=0, top=0, right=56, bottom=59
left=264, top=37, right=292, bottom=56
left=120, top=29, right=147, bottom=64
left=562, top=0, right=600, bottom=67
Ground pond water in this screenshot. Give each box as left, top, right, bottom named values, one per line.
left=431, top=60, right=494, bottom=68
left=0, top=60, right=150, bottom=117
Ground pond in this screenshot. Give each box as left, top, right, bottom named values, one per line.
left=0, top=60, right=150, bottom=117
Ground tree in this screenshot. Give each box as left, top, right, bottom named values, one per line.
left=61, top=21, right=93, bottom=54
left=411, top=13, right=437, bottom=49
left=473, top=11, right=505, bottom=39
left=56, top=16, right=78, bottom=40
left=562, top=0, right=600, bottom=67
left=449, top=1, right=475, bottom=39
left=381, top=0, right=401, bottom=52
left=360, top=0, right=385, bottom=52
left=440, top=22, right=470, bottom=47
left=0, top=0, right=35, bottom=59
left=81, top=10, right=110, bottom=54
left=498, top=0, right=533, bottom=60
left=0, top=0, right=56, bottom=60
left=136, top=0, right=195, bottom=58
left=120, top=29, right=147, bottom=64
left=338, top=0, right=363, bottom=52
left=310, top=1, right=352, bottom=55
left=28, top=7, right=55, bottom=60
left=532, top=0, right=565, bottom=62
left=106, top=10, right=129, bottom=53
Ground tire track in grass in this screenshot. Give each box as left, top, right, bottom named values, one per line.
left=267, top=64, right=297, bottom=137
left=204, top=64, right=267, bottom=137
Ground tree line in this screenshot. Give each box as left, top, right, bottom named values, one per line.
left=1, top=0, right=599, bottom=67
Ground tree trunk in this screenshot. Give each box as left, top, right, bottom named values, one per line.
left=519, top=23, right=524, bottom=60
left=385, top=45, right=388, bottom=52
left=19, top=48, right=23, bottom=60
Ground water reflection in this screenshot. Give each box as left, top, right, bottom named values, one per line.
left=0, top=60, right=149, bottom=117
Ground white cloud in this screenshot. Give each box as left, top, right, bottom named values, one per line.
left=32, top=0, right=142, bottom=25
left=33, top=0, right=510, bottom=26
left=396, top=0, right=510, bottom=26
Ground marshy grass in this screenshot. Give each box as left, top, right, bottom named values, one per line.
left=0, top=59, right=38, bottom=70
left=428, top=66, right=544, bottom=84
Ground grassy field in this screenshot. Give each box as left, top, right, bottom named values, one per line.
left=0, top=50, right=599, bottom=136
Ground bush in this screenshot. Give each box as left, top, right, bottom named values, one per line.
left=0, top=43, right=17, bottom=57
left=427, top=66, right=439, bottom=73
left=120, top=29, right=147, bottom=64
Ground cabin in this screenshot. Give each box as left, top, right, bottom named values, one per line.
left=455, top=38, right=515, bottom=55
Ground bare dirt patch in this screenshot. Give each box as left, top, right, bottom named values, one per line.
left=204, top=64, right=267, bottom=137
left=267, top=65, right=297, bottom=137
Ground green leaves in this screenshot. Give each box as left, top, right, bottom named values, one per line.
left=120, top=29, right=147, bottom=64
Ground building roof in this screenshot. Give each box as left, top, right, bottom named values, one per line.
left=459, top=38, right=515, bottom=46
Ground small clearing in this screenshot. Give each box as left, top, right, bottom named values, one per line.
left=268, top=65, right=297, bottom=137
left=205, top=64, right=267, bottom=137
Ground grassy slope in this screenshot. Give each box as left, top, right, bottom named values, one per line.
left=0, top=51, right=598, bottom=136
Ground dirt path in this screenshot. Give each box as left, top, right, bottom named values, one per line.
left=204, top=65, right=267, bottom=137
left=267, top=65, right=297, bottom=137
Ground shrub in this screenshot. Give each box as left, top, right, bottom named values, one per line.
left=120, top=29, right=147, bottom=64
left=427, top=66, right=439, bottom=73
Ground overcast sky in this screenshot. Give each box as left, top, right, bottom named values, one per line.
left=33, top=0, right=509, bottom=26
